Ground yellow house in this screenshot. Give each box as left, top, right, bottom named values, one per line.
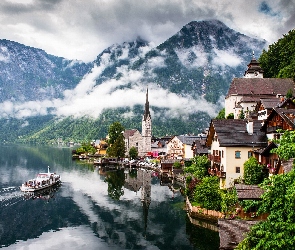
left=96, top=140, right=108, bottom=156
left=206, top=119, right=268, bottom=188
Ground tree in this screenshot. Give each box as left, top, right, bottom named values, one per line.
left=184, top=155, right=210, bottom=180
left=75, top=141, right=96, bottom=155
left=259, top=29, right=295, bottom=80
left=216, top=108, right=225, bottom=119
left=226, top=113, right=234, bottom=119
left=221, top=187, right=238, bottom=215
left=238, top=129, right=295, bottom=249
left=194, top=176, right=222, bottom=211
left=271, top=130, right=295, bottom=160
left=129, top=146, right=138, bottom=160
left=108, top=121, right=125, bottom=145
left=286, top=89, right=293, bottom=99
left=238, top=109, right=245, bottom=120
left=173, top=161, right=182, bottom=169
left=106, top=122, right=125, bottom=158
left=243, top=157, right=264, bottom=185
left=237, top=169, right=295, bottom=250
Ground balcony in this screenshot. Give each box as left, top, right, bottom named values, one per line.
left=216, top=171, right=226, bottom=178
left=208, top=154, right=221, bottom=163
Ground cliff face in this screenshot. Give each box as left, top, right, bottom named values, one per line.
left=0, top=39, right=92, bottom=102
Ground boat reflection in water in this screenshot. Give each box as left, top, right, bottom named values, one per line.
left=23, top=183, right=61, bottom=201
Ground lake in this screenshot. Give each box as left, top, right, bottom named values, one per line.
left=0, top=144, right=219, bottom=249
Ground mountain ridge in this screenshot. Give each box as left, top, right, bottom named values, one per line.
left=0, top=19, right=267, bottom=143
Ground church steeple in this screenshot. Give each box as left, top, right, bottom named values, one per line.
left=141, top=87, right=152, bottom=156
left=144, top=88, right=151, bottom=121
left=244, top=52, right=264, bottom=78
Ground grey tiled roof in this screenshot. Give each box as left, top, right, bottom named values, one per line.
left=177, top=135, right=201, bottom=145
left=226, top=78, right=295, bottom=98
left=260, top=98, right=282, bottom=109
left=235, top=184, right=264, bottom=200
left=208, top=119, right=267, bottom=147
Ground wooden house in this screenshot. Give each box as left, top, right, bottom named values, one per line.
left=257, top=98, right=295, bottom=121
left=261, top=108, right=295, bottom=140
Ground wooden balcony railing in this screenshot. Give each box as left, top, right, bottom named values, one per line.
left=208, top=154, right=221, bottom=163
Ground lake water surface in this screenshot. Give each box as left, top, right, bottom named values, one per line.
left=0, top=144, right=219, bottom=249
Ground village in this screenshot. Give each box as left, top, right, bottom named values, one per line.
left=76, top=54, right=295, bottom=188
left=72, top=55, right=295, bottom=249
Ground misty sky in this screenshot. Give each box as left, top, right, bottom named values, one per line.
left=0, top=0, right=294, bottom=62
left=0, top=0, right=294, bottom=121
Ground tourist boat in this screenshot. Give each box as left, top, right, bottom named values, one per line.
left=20, top=166, right=61, bottom=192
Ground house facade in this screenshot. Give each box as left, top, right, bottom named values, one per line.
left=257, top=98, right=295, bottom=121
left=206, top=119, right=267, bottom=188
left=166, top=135, right=199, bottom=159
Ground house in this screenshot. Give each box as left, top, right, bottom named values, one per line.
left=191, top=136, right=209, bottom=157
left=257, top=98, right=295, bottom=121
left=261, top=107, right=295, bottom=140
left=206, top=119, right=268, bottom=188
left=253, top=142, right=279, bottom=175
left=167, top=135, right=200, bottom=159
left=150, top=136, right=172, bottom=158
left=96, top=139, right=108, bottom=156
left=225, top=56, right=295, bottom=119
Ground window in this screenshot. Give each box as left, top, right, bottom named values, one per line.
left=236, top=167, right=240, bottom=173
left=222, top=150, right=224, bottom=158
left=235, top=151, right=241, bottom=159
left=248, top=151, right=252, bottom=158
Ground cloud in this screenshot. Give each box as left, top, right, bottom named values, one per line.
left=212, top=49, right=242, bottom=68
left=0, top=60, right=219, bottom=120
left=4, top=226, right=111, bottom=250
left=0, top=0, right=293, bottom=62
left=0, top=0, right=293, bottom=122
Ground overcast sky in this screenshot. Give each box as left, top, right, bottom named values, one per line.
left=0, top=0, right=294, bottom=121
left=0, top=0, right=294, bottom=62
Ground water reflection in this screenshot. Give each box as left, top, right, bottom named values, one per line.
left=0, top=144, right=219, bottom=249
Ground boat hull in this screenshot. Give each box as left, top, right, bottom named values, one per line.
left=20, top=180, right=61, bottom=192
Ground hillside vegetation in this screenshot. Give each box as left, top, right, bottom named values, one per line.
left=259, top=29, right=295, bottom=80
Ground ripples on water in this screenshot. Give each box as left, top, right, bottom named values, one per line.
left=0, top=187, right=23, bottom=207
left=0, top=145, right=219, bottom=250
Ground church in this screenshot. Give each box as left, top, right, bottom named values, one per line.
left=123, top=88, right=152, bottom=157
left=225, top=53, right=295, bottom=119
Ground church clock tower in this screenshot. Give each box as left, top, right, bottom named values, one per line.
left=141, top=88, right=152, bottom=156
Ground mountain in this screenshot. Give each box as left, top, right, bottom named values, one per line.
left=0, top=20, right=267, bottom=144
left=93, top=20, right=265, bottom=103
left=0, top=39, right=92, bottom=102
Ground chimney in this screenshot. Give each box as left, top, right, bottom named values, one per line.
left=247, top=120, right=253, bottom=135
